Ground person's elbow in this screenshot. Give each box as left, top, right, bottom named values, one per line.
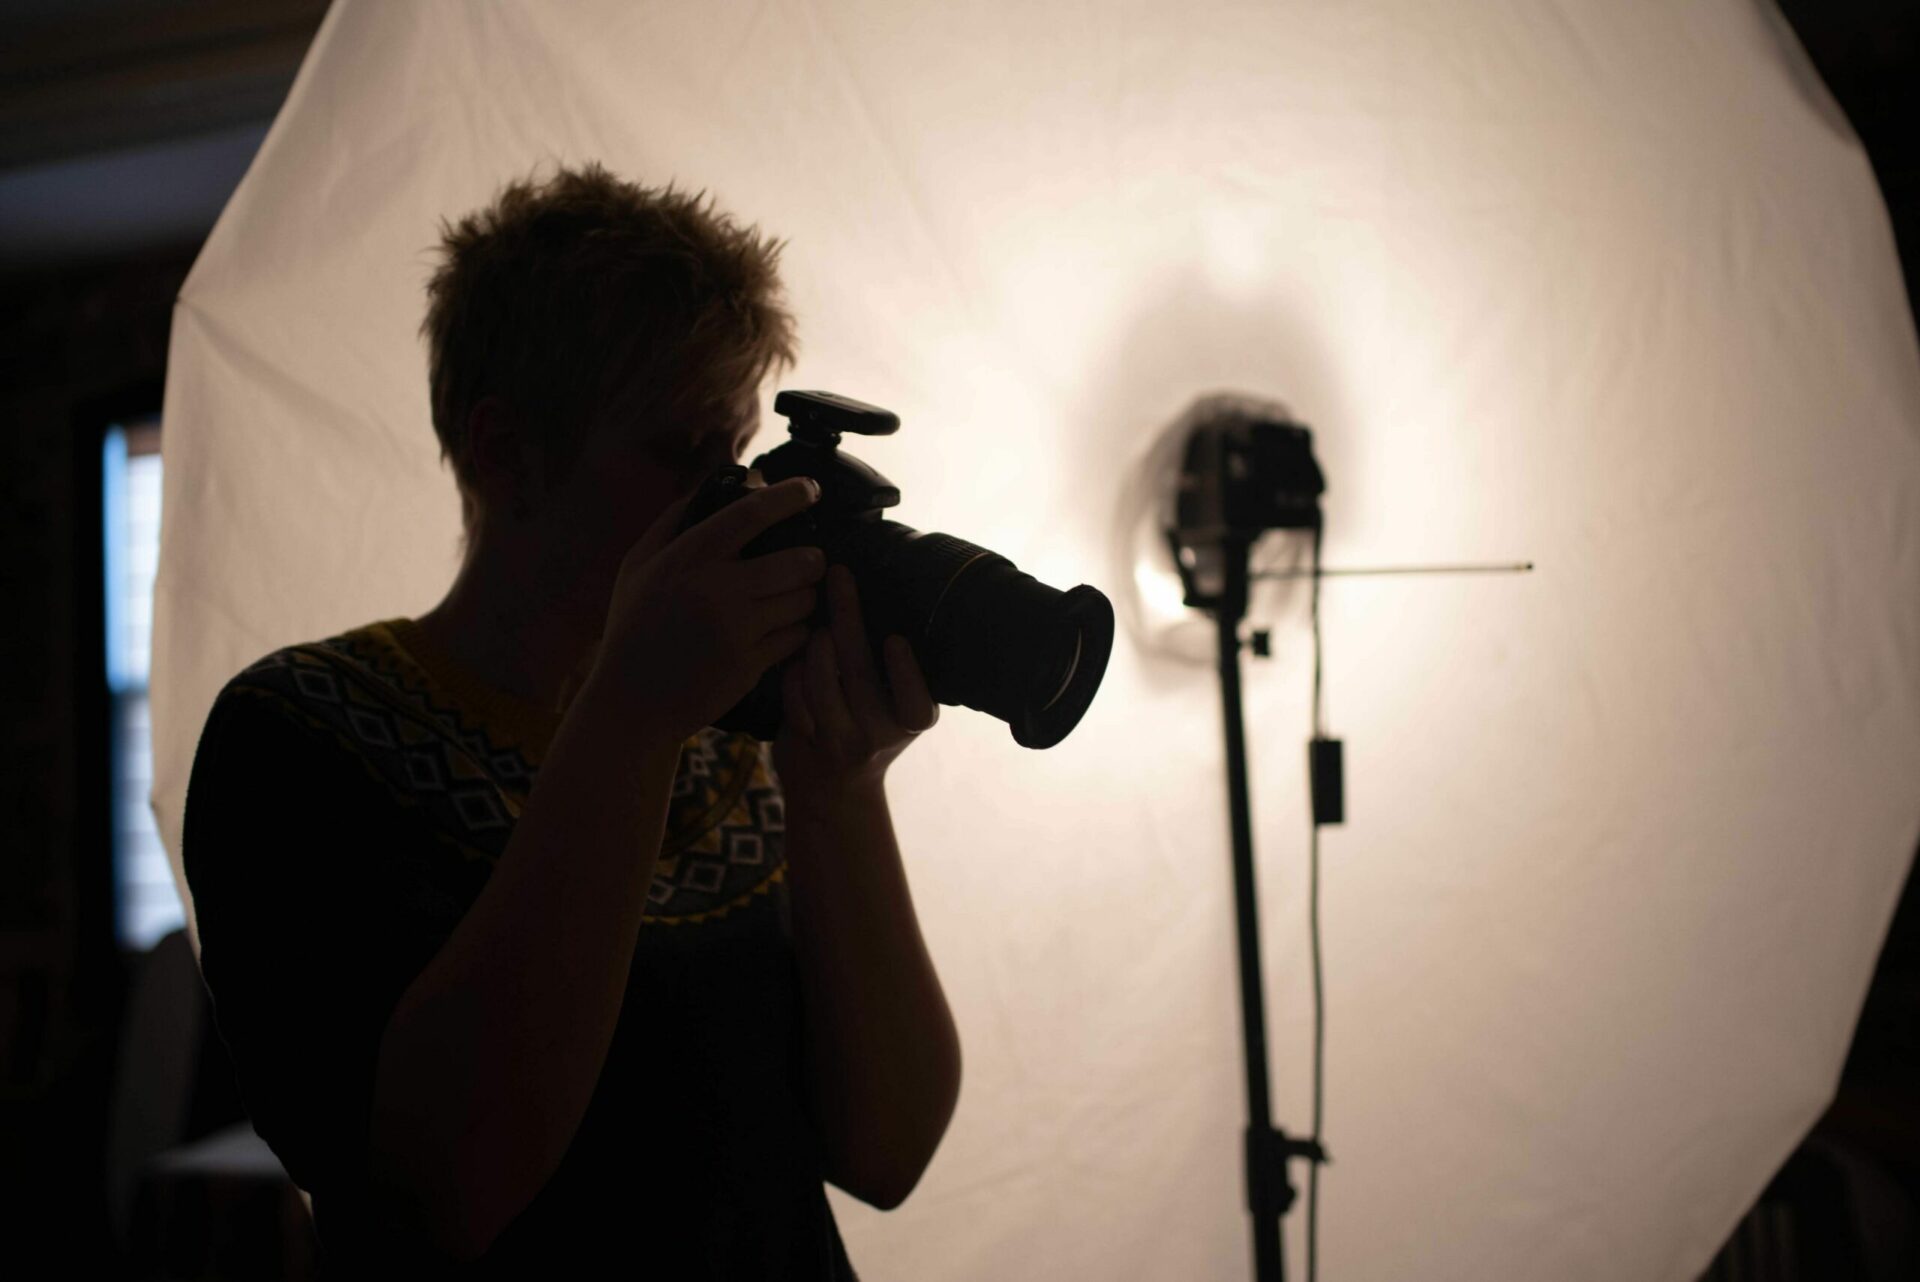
left=833, top=1049, right=962, bottom=1211
left=834, top=1156, right=929, bottom=1212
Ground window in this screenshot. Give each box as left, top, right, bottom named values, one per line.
left=103, top=416, right=181, bottom=952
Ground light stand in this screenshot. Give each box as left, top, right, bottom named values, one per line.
left=1213, top=526, right=1327, bottom=1282
left=1162, top=394, right=1532, bottom=1282
left=1164, top=396, right=1332, bottom=1282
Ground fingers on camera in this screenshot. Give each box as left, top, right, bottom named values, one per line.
left=704, top=478, right=815, bottom=556
left=743, top=546, right=824, bottom=597
left=761, top=623, right=812, bottom=669
left=758, top=475, right=819, bottom=520
left=766, top=585, right=818, bottom=629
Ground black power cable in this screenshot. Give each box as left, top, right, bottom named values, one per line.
left=1307, top=518, right=1327, bottom=1282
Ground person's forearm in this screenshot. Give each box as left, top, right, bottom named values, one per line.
left=784, top=779, right=962, bottom=1209
left=367, top=677, right=682, bottom=1260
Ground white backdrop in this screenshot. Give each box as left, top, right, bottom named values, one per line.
left=152, top=1, right=1920, bottom=1278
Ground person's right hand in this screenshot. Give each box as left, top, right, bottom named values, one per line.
left=587, top=475, right=825, bottom=743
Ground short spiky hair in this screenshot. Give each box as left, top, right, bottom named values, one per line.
left=419, top=161, right=799, bottom=539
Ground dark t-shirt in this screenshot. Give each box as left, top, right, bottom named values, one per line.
left=182, top=617, right=858, bottom=1279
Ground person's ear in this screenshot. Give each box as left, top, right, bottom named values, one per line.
left=469, top=395, right=541, bottom=520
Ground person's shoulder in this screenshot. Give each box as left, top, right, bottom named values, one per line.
left=197, top=619, right=405, bottom=765
left=212, top=618, right=394, bottom=708
left=184, top=625, right=408, bottom=881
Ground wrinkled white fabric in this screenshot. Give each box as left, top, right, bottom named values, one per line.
left=152, top=1, right=1920, bottom=1278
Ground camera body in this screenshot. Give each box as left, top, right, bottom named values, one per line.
left=677, top=390, right=911, bottom=714
left=677, top=390, right=1114, bottom=749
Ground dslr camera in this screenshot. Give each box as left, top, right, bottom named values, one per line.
left=676, top=390, right=1113, bottom=749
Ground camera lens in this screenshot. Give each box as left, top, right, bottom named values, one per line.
left=840, top=523, right=1114, bottom=750
left=1039, top=629, right=1083, bottom=713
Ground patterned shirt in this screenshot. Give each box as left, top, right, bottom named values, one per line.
left=183, top=617, right=857, bottom=1279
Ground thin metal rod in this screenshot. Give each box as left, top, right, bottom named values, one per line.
left=1255, top=561, right=1534, bottom=580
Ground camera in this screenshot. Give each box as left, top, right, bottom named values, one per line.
left=675, top=390, right=1114, bottom=749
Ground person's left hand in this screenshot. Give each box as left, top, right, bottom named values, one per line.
left=773, top=563, right=938, bottom=798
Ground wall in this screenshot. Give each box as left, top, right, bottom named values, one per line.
left=0, top=245, right=212, bottom=1274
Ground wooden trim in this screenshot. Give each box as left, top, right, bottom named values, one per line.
left=124, top=417, right=161, bottom=457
